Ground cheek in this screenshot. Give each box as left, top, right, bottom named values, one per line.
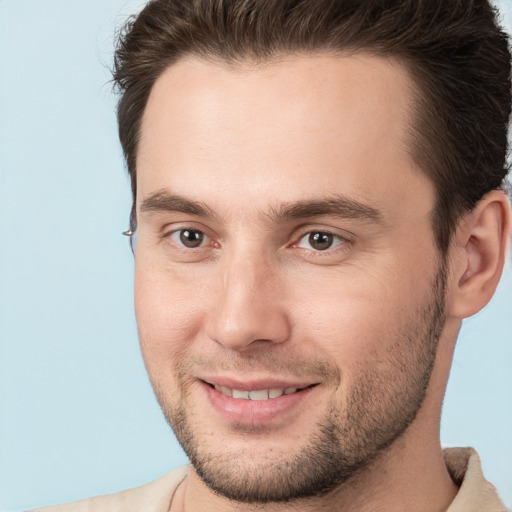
left=290, top=267, right=405, bottom=343
left=287, top=259, right=435, bottom=377
left=134, top=265, right=208, bottom=368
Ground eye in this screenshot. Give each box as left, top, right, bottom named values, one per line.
left=169, top=228, right=208, bottom=248
left=295, top=231, right=345, bottom=251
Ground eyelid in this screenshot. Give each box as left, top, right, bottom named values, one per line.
left=159, top=222, right=355, bottom=255
left=289, top=226, right=356, bottom=254
left=168, top=228, right=208, bottom=248
left=162, top=223, right=219, bottom=249
left=295, top=232, right=342, bottom=249
left=292, top=224, right=355, bottom=242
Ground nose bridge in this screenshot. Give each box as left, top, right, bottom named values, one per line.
left=207, top=244, right=290, bottom=350
left=224, top=244, right=268, bottom=293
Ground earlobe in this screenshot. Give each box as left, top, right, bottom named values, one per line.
left=447, top=190, right=511, bottom=319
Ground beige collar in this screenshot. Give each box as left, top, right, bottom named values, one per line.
left=444, top=447, right=507, bottom=512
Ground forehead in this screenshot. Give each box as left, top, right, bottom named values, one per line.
left=137, top=53, right=433, bottom=221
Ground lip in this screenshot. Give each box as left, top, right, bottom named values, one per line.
left=202, top=376, right=314, bottom=391
left=199, top=377, right=318, bottom=426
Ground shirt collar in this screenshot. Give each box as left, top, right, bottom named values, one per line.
left=444, top=447, right=507, bottom=512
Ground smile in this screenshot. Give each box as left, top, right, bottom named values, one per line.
left=213, top=384, right=305, bottom=400
left=202, top=379, right=318, bottom=425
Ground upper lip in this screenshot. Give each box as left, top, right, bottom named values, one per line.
left=200, top=376, right=318, bottom=391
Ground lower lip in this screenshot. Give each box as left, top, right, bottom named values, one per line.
left=202, top=382, right=315, bottom=426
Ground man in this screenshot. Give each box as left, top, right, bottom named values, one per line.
left=35, top=0, right=511, bottom=510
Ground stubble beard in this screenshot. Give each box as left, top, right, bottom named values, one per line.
left=152, top=266, right=447, bottom=504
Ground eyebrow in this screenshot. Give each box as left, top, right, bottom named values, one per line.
left=140, top=190, right=216, bottom=218
left=268, top=196, right=383, bottom=224
left=139, top=190, right=383, bottom=224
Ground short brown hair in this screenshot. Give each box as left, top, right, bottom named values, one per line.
left=113, top=0, right=511, bottom=253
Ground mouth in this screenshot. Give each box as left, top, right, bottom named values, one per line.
left=208, top=383, right=310, bottom=400
left=199, top=378, right=319, bottom=426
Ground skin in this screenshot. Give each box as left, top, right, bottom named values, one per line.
left=133, top=54, right=511, bottom=511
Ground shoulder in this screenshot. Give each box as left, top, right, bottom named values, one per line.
left=444, top=447, right=508, bottom=512
left=31, top=466, right=189, bottom=512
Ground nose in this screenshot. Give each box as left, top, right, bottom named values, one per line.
left=205, top=250, right=291, bottom=351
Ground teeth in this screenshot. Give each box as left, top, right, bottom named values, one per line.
left=214, top=385, right=233, bottom=397
left=214, top=384, right=303, bottom=400
left=269, top=388, right=284, bottom=398
left=232, top=389, right=249, bottom=399
left=249, top=390, right=269, bottom=400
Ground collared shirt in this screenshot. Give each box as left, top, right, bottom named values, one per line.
left=33, top=447, right=508, bottom=511
left=444, top=447, right=507, bottom=512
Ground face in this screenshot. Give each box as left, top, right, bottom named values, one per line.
left=135, top=54, right=446, bottom=503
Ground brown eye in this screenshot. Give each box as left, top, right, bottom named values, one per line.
left=172, top=229, right=206, bottom=248
left=308, top=232, right=334, bottom=251
left=295, top=230, right=347, bottom=253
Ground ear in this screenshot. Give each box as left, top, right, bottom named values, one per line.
left=447, top=190, right=511, bottom=319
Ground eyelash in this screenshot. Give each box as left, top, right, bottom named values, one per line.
left=166, top=227, right=217, bottom=250
left=164, top=227, right=353, bottom=256
left=292, top=231, right=351, bottom=253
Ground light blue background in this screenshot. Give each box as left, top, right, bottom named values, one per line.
left=0, top=1, right=511, bottom=509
